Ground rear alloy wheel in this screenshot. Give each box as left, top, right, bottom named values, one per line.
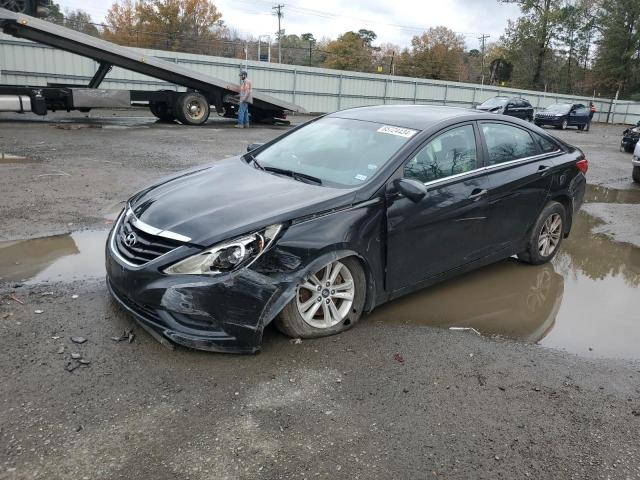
left=275, top=257, right=366, bottom=339
left=174, top=92, right=210, bottom=126
left=518, top=201, right=566, bottom=265
left=633, top=166, right=640, bottom=183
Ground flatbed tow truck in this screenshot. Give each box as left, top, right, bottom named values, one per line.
left=0, top=7, right=305, bottom=125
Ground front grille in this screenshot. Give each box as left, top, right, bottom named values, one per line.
left=114, top=214, right=182, bottom=266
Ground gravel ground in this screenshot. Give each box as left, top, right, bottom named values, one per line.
left=1, top=110, right=639, bottom=480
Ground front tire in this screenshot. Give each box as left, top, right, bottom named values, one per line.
left=633, top=166, right=640, bottom=183
left=559, top=119, right=568, bottom=130
left=275, top=257, right=366, bottom=339
left=518, top=201, right=566, bottom=265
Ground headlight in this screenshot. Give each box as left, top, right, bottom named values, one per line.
left=555, top=113, right=564, bottom=117
left=164, top=224, right=282, bottom=275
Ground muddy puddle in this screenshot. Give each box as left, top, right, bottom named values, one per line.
left=0, top=153, right=39, bottom=164
left=585, top=184, right=640, bottom=204
left=368, top=210, right=640, bottom=361
left=0, top=231, right=108, bottom=284
left=1, top=209, right=638, bottom=360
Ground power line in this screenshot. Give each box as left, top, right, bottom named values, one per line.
left=272, top=3, right=284, bottom=63
left=478, top=34, right=490, bottom=86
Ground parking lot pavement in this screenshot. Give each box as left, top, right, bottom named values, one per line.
left=1, top=111, right=640, bottom=479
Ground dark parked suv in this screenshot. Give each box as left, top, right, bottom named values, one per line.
left=476, top=96, right=534, bottom=122
left=106, top=105, right=588, bottom=353
left=535, top=103, right=591, bottom=130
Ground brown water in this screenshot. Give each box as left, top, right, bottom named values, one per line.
left=0, top=231, right=107, bottom=284
left=0, top=153, right=39, bottom=164
left=0, top=211, right=638, bottom=360
left=585, top=184, right=640, bottom=204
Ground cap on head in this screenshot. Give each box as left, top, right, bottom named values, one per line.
left=239, top=69, right=248, bottom=77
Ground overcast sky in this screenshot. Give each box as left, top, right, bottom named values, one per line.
left=55, top=0, right=521, bottom=50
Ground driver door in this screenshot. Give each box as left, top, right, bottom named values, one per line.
left=386, top=123, right=492, bottom=293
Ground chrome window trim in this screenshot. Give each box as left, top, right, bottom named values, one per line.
left=416, top=151, right=562, bottom=189
left=482, top=151, right=561, bottom=171
left=421, top=167, right=484, bottom=188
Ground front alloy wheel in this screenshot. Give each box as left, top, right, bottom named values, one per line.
left=275, top=257, right=366, bottom=339
left=296, top=260, right=355, bottom=329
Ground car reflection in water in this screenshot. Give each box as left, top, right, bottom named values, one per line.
left=0, top=231, right=107, bottom=283
left=367, top=258, right=564, bottom=343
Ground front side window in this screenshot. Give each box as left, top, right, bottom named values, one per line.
left=482, top=123, right=539, bottom=165
left=255, top=117, right=418, bottom=188
left=404, top=125, right=477, bottom=183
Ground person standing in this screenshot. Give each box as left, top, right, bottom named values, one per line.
left=588, top=101, right=596, bottom=131
left=226, top=70, right=253, bottom=128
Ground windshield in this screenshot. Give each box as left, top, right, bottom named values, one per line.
left=480, top=97, right=508, bottom=108
left=544, top=103, right=572, bottom=114
left=254, top=117, right=418, bottom=188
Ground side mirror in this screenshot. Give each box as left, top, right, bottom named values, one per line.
left=391, top=178, right=428, bottom=203
left=247, top=143, right=264, bottom=152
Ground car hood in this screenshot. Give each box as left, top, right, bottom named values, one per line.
left=129, top=157, right=357, bottom=246
left=476, top=105, right=502, bottom=112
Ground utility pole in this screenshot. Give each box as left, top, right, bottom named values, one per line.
left=478, top=34, right=490, bottom=86
left=272, top=4, right=284, bottom=63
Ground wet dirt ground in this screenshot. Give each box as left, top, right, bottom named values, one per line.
left=1, top=110, right=640, bottom=479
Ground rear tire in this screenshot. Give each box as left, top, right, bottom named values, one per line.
left=275, top=257, right=366, bottom=339
left=633, top=166, right=640, bottom=183
left=149, top=102, right=175, bottom=121
left=518, top=201, right=566, bottom=265
left=174, top=92, right=210, bottom=126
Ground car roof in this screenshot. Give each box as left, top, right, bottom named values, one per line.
left=327, top=105, right=479, bottom=130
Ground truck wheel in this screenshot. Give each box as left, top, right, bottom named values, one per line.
left=174, top=93, right=210, bottom=126
left=149, top=102, right=174, bottom=121
left=633, top=166, right=640, bottom=183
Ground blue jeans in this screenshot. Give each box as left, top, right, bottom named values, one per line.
left=238, top=102, right=250, bottom=126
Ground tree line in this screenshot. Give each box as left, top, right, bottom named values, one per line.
left=42, top=0, right=640, bottom=99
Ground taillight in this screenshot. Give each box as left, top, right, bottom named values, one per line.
left=576, top=159, right=588, bottom=174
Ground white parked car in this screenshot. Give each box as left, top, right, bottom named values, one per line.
left=633, top=142, right=640, bottom=183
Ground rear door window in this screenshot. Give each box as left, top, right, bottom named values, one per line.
left=404, top=125, right=477, bottom=183
left=481, top=123, right=540, bottom=165
left=532, top=133, right=560, bottom=153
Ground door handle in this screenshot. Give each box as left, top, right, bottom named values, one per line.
left=538, top=164, right=551, bottom=176
left=469, top=188, right=487, bottom=199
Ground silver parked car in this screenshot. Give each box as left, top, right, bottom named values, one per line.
left=633, top=141, right=640, bottom=183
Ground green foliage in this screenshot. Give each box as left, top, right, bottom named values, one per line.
left=592, top=0, right=640, bottom=96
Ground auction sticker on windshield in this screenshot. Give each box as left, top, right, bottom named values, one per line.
left=377, top=126, right=417, bottom=138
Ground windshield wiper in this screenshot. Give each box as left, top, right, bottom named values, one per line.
left=263, top=166, right=323, bottom=185
left=244, top=153, right=264, bottom=171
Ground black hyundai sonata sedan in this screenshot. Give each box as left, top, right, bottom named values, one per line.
left=106, top=105, right=587, bottom=353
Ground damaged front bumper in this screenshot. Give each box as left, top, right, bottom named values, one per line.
left=105, top=232, right=287, bottom=354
